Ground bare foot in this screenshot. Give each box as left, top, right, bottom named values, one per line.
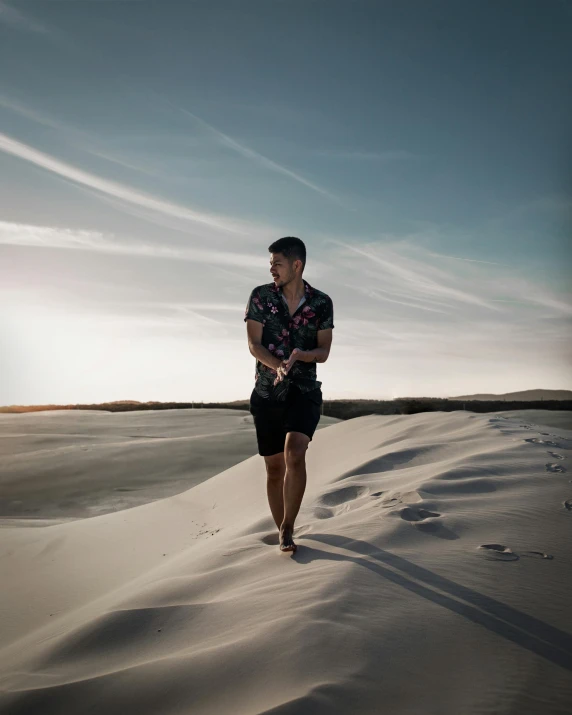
left=279, top=524, right=297, bottom=553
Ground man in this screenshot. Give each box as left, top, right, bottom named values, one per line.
left=244, top=236, right=334, bottom=554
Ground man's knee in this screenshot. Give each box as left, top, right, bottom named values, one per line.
left=264, top=452, right=285, bottom=480
left=285, top=432, right=309, bottom=463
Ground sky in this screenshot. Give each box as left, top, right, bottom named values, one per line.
left=0, top=0, right=571, bottom=404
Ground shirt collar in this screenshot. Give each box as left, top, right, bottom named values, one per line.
left=271, top=278, right=314, bottom=298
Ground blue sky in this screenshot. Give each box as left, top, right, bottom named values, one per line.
left=1, top=0, right=571, bottom=403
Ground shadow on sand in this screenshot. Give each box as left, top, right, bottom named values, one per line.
left=290, top=532, right=572, bottom=671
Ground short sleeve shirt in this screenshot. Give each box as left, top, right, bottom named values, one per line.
left=244, top=278, right=334, bottom=401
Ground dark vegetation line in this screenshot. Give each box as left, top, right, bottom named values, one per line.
left=1, top=399, right=571, bottom=419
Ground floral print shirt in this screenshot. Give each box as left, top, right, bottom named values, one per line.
left=244, top=278, right=334, bottom=401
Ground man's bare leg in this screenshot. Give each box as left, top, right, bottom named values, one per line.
left=264, top=452, right=286, bottom=530
left=280, top=432, right=310, bottom=552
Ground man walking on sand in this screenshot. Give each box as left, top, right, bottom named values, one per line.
left=244, top=237, right=334, bottom=553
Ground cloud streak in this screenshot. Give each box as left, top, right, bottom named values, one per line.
left=427, top=252, right=507, bottom=266
left=330, top=238, right=500, bottom=311
left=0, top=1, right=50, bottom=34
left=162, top=97, right=345, bottom=205
left=313, top=149, right=422, bottom=162
left=0, top=220, right=265, bottom=268
left=0, top=95, right=165, bottom=178
left=0, top=132, right=247, bottom=234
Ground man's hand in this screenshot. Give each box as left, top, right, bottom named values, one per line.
left=273, top=348, right=305, bottom=386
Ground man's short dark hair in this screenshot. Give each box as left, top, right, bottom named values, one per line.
left=268, top=236, right=306, bottom=271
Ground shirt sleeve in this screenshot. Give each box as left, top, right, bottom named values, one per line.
left=244, top=289, right=265, bottom=324
left=318, top=295, right=334, bottom=330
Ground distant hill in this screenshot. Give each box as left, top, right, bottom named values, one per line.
left=448, top=389, right=572, bottom=401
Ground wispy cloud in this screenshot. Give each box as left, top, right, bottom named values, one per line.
left=321, top=236, right=572, bottom=327
left=0, top=95, right=164, bottom=178
left=209, top=264, right=259, bottom=286
left=0, top=220, right=266, bottom=268
left=160, top=96, right=345, bottom=205
left=0, top=0, right=75, bottom=51
left=313, top=149, right=422, bottom=162
left=427, top=251, right=507, bottom=266
left=0, top=1, right=51, bottom=34
left=0, top=93, right=349, bottom=229
left=0, top=95, right=63, bottom=129
left=342, top=282, right=452, bottom=315
left=0, top=132, right=247, bottom=234
left=330, top=238, right=499, bottom=311
left=105, top=300, right=246, bottom=327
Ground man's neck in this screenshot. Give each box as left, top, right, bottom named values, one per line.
left=281, top=278, right=305, bottom=302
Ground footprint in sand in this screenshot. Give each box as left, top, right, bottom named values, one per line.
left=564, top=500, right=572, bottom=511
left=525, top=437, right=560, bottom=448
left=521, top=551, right=554, bottom=559
left=377, top=490, right=422, bottom=510
left=547, top=451, right=565, bottom=461
left=318, top=485, right=368, bottom=507
left=478, top=544, right=519, bottom=561
left=380, top=496, right=402, bottom=509
left=313, top=506, right=335, bottom=519
left=313, top=485, right=371, bottom=520
left=478, top=544, right=553, bottom=561
left=399, top=507, right=440, bottom=522
left=370, top=491, right=384, bottom=498
left=546, top=463, right=566, bottom=473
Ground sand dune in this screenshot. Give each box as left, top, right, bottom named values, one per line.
left=0, top=408, right=340, bottom=520
left=1, top=410, right=571, bottom=714
left=495, top=408, right=572, bottom=433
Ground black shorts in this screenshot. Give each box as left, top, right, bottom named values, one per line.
left=249, top=384, right=323, bottom=457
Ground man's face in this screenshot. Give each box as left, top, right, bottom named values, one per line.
left=269, top=252, right=298, bottom=285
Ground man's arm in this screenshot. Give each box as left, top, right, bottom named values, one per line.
left=301, top=295, right=334, bottom=363
left=244, top=289, right=282, bottom=371
left=300, top=327, right=333, bottom=363
left=245, top=319, right=282, bottom=371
